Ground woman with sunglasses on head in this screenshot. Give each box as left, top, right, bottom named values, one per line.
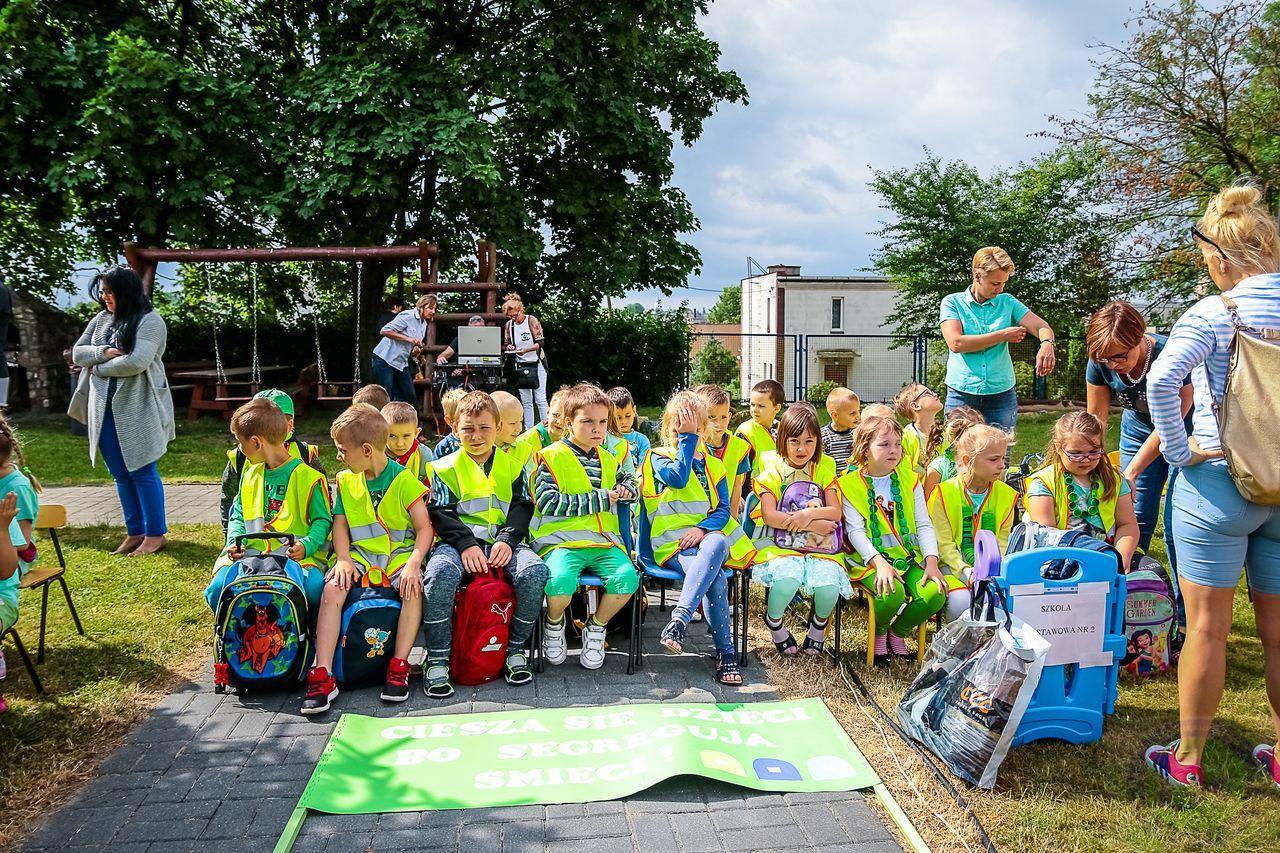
left=939, top=247, right=1057, bottom=433
left=1143, top=184, right=1280, bottom=791
left=71, top=265, right=175, bottom=556
left=1085, top=301, right=1194, bottom=574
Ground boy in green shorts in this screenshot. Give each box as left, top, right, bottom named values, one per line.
left=302, top=404, right=433, bottom=714
left=531, top=383, right=639, bottom=670
left=220, top=389, right=324, bottom=531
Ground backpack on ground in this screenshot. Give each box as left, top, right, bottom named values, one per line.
left=1215, top=294, right=1280, bottom=504
left=334, top=585, right=402, bottom=687
left=1121, top=556, right=1177, bottom=677
left=213, top=533, right=312, bottom=694
left=450, top=566, right=516, bottom=686
left=1006, top=521, right=1121, bottom=579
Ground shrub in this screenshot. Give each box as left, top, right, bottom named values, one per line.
left=806, top=380, right=838, bottom=405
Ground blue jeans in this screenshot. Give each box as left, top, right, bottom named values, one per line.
left=944, top=386, right=1018, bottom=433
left=1171, top=460, right=1280, bottom=595
left=1118, top=412, right=1178, bottom=570
left=371, top=354, right=417, bottom=404
left=99, top=406, right=167, bottom=537
left=665, top=532, right=735, bottom=658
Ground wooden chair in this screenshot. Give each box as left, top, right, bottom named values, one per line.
left=20, top=504, right=86, bottom=663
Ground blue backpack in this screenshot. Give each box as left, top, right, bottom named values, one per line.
left=213, top=533, right=312, bottom=694
left=334, top=585, right=402, bottom=687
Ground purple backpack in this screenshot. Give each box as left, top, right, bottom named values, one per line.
left=774, top=480, right=844, bottom=554
left=1121, top=557, right=1177, bottom=677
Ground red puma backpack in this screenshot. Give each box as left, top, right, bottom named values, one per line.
left=450, top=566, right=516, bottom=685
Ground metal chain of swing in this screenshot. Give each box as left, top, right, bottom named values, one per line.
left=353, top=260, right=363, bottom=385
left=250, top=263, right=262, bottom=386
left=204, top=268, right=227, bottom=385
left=308, top=265, right=329, bottom=388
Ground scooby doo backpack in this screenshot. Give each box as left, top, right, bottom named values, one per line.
left=213, top=533, right=313, bottom=694
left=451, top=566, right=515, bottom=686
left=334, top=585, right=402, bottom=687
left=774, top=480, right=844, bottom=554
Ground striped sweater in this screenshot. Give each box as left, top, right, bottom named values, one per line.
left=533, top=439, right=638, bottom=517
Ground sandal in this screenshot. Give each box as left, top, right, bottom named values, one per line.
left=773, top=634, right=799, bottom=655
left=801, top=635, right=826, bottom=656
left=504, top=652, right=533, bottom=686
left=423, top=663, right=454, bottom=698
left=659, top=620, right=686, bottom=655
left=716, top=656, right=743, bottom=686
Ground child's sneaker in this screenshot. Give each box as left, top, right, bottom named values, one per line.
left=1252, top=744, right=1279, bottom=790
left=0, top=647, right=8, bottom=679
left=1144, top=740, right=1202, bottom=788
left=423, top=661, right=454, bottom=699
left=580, top=621, right=608, bottom=670
left=300, top=666, right=338, bottom=716
left=542, top=617, right=568, bottom=666
left=381, top=657, right=411, bottom=703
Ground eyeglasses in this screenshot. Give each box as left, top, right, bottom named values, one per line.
left=1063, top=449, right=1103, bottom=462
left=912, top=387, right=938, bottom=403
left=1191, top=225, right=1227, bottom=260
left=1095, top=347, right=1133, bottom=366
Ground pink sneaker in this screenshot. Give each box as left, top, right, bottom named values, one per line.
left=1252, top=744, right=1279, bottom=790
left=1144, top=741, right=1202, bottom=788
left=0, top=693, right=8, bottom=715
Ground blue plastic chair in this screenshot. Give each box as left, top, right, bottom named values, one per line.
left=994, top=545, right=1127, bottom=747
left=637, top=550, right=747, bottom=668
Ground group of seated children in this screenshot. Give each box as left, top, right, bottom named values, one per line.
left=204, top=370, right=1147, bottom=710
left=0, top=413, right=42, bottom=713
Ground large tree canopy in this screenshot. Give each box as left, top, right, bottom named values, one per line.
left=0, top=0, right=746, bottom=316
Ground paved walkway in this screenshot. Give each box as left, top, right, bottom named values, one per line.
left=20, top=612, right=900, bottom=852
left=42, top=484, right=222, bottom=526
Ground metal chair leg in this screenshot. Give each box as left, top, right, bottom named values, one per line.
left=37, top=582, right=50, bottom=664
left=627, top=590, right=640, bottom=675
left=6, top=628, right=44, bottom=694
left=831, top=598, right=843, bottom=668
left=60, top=577, right=86, bottom=635
left=738, top=570, right=751, bottom=669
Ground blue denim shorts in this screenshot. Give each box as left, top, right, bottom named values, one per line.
left=1170, top=460, right=1280, bottom=595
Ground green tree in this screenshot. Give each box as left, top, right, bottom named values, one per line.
left=870, top=146, right=1121, bottom=337
left=689, top=337, right=739, bottom=397
left=706, top=283, right=740, bottom=323
left=0, top=0, right=747, bottom=352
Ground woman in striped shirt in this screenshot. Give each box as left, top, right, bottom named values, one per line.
left=1144, top=184, right=1280, bottom=791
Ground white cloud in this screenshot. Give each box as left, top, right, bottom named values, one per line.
left=638, top=0, right=1134, bottom=310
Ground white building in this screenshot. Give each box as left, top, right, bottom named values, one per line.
left=739, top=264, right=918, bottom=403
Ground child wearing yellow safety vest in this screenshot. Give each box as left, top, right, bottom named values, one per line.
left=736, top=378, right=783, bottom=476
left=508, top=386, right=568, bottom=473
left=382, top=401, right=434, bottom=485
left=490, top=391, right=527, bottom=455
left=219, top=388, right=323, bottom=531
left=422, top=392, right=547, bottom=698
left=301, top=404, right=433, bottom=715
left=205, top=399, right=331, bottom=612
left=751, top=404, right=851, bottom=657
left=693, top=384, right=752, bottom=520
left=927, top=425, right=1017, bottom=622
left=840, top=415, right=946, bottom=667
left=894, top=383, right=944, bottom=477
left=641, top=391, right=756, bottom=686
left=532, top=384, right=640, bottom=671
left=607, top=386, right=651, bottom=472
left=1024, top=411, right=1141, bottom=571
left=922, top=406, right=985, bottom=498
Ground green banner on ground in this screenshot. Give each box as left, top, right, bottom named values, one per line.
left=278, top=698, right=878, bottom=849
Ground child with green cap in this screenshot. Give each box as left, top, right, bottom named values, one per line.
left=220, top=389, right=325, bottom=530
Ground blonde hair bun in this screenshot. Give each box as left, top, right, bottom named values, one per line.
left=1216, top=184, right=1264, bottom=217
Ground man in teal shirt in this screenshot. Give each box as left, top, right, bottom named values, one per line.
left=939, top=247, right=1057, bottom=432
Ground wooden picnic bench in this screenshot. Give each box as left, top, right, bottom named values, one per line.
left=172, top=364, right=293, bottom=420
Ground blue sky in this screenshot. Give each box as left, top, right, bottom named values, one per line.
left=628, top=0, right=1134, bottom=311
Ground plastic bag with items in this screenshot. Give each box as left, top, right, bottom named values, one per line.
left=897, top=582, right=1050, bottom=789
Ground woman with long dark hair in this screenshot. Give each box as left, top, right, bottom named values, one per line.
left=72, top=265, right=174, bottom=556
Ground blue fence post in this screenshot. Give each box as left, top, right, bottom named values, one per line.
left=912, top=335, right=924, bottom=383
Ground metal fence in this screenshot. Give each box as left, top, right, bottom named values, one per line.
left=688, top=332, right=1089, bottom=404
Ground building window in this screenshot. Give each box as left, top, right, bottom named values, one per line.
left=830, top=297, right=844, bottom=333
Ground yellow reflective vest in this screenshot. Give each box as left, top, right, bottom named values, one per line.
left=228, top=438, right=318, bottom=474
left=736, top=419, right=776, bottom=474
left=239, top=460, right=329, bottom=570
left=334, top=467, right=428, bottom=585
left=430, top=448, right=522, bottom=546
left=509, top=424, right=555, bottom=472
left=641, top=444, right=756, bottom=569
left=750, top=451, right=844, bottom=566
left=708, top=433, right=751, bottom=495
left=529, top=441, right=623, bottom=555
left=394, top=442, right=433, bottom=487
left=838, top=464, right=925, bottom=581
left=928, top=477, right=1018, bottom=588
left=1023, top=463, right=1119, bottom=536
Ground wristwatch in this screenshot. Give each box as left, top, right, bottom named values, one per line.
left=1039, top=338, right=1056, bottom=347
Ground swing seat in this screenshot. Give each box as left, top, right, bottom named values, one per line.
left=315, top=380, right=359, bottom=402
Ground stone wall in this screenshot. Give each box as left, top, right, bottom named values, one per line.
left=6, top=291, right=81, bottom=413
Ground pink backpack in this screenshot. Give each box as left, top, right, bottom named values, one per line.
left=450, top=566, right=516, bottom=686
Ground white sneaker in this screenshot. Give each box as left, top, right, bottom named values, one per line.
left=542, top=618, right=568, bottom=666
left=580, top=622, right=607, bottom=670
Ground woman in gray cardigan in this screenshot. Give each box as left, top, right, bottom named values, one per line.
left=72, top=266, right=175, bottom=556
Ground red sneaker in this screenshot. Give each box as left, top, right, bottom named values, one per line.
left=381, top=657, right=411, bottom=703
left=1144, top=741, right=1202, bottom=788
left=1253, top=744, right=1279, bottom=790
left=300, top=666, right=338, bottom=716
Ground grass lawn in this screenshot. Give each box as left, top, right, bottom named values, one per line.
left=0, top=525, right=221, bottom=849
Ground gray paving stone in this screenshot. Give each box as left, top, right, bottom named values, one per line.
left=458, top=821, right=502, bottom=849
left=113, top=816, right=208, bottom=844
left=500, top=819, right=546, bottom=852
left=711, top=804, right=798, bottom=831
left=545, top=812, right=630, bottom=840
left=670, top=812, right=724, bottom=853
left=629, top=813, right=680, bottom=853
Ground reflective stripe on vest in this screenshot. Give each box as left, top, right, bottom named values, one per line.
left=1023, top=463, right=1119, bottom=534
left=932, top=477, right=1018, bottom=576
left=238, top=460, right=329, bottom=569
left=641, top=445, right=755, bottom=569
left=530, top=442, right=622, bottom=555
left=749, top=452, right=842, bottom=566
left=335, top=467, right=425, bottom=579
left=837, top=464, right=922, bottom=565
left=736, top=420, right=776, bottom=473
left=431, top=448, right=521, bottom=546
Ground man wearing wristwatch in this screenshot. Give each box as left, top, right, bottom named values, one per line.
left=938, top=246, right=1057, bottom=433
